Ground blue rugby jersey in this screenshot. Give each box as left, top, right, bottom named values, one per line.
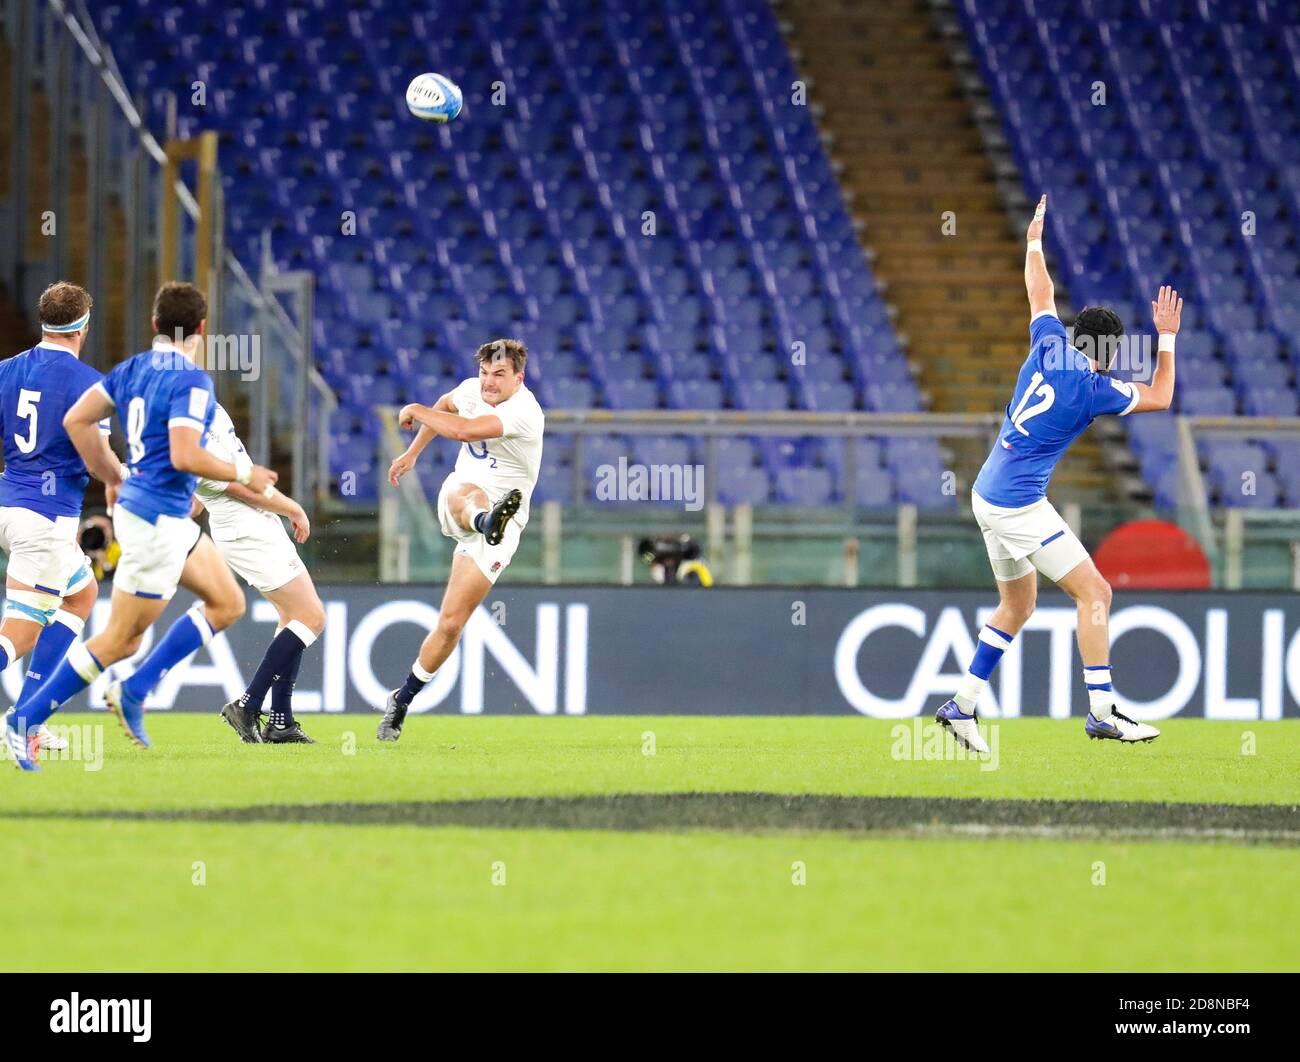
left=972, top=311, right=1139, bottom=507
left=96, top=343, right=217, bottom=522
left=0, top=342, right=109, bottom=518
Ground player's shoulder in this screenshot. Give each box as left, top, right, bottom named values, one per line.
left=209, top=401, right=234, bottom=430
left=0, top=348, right=25, bottom=378
left=107, top=349, right=153, bottom=380
left=506, top=384, right=545, bottom=426
left=67, top=354, right=104, bottom=386
left=518, top=383, right=544, bottom=412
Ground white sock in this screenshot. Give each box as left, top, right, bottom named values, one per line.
left=954, top=673, right=985, bottom=713
left=954, top=625, right=1013, bottom=712
left=1084, top=665, right=1115, bottom=718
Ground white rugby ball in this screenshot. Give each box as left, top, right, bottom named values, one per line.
left=405, top=72, right=463, bottom=124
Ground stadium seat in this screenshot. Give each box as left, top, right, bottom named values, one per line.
left=957, top=0, right=1300, bottom=508
left=92, top=0, right=910, bottom=508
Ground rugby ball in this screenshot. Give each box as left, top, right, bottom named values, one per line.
left=405, top=72, right=463, bottom=124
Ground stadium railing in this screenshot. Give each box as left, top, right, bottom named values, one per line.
left=1178, top=416, right=1300, bottom=590
left=0, top=0, right=333, bottom=520
left=374, top=407, right=1300, bottom=588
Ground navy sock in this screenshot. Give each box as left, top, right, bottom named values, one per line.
left=19, top=613, right=82, bottom=705
left=242, top=626, right=310, bottom=718
left=393, top=666, right=432, bottom=709
left=268, top=644, right=305, bottom=728
left=472, top=510, right=490, bottom=535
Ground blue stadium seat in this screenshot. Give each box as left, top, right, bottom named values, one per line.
left=93, top=0, right=907, bottom=507
left=958, top=0, right=1300, bottom=508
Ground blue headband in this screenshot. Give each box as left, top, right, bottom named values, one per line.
left=42, top=310, right=90, bottom=334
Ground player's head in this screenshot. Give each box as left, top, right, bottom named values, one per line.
left=474, top=338, right=527, bottom=404
left=151, top=281, right=207, bottom=351
left=1072, top=306, right=1124, bottom=372
left=38, top=281, right=93, bottom=352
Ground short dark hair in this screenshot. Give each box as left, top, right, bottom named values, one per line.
left=474, top=338, right=528, bottom=374
left=153, top=281, right=207, bottom=340
left=37, top=281, right=92, bottom=330
left=1072, top=306, right=1124, bottom=371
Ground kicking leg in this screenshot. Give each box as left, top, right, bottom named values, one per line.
left=937, top=568, right=1036, bottom=754
left=377, top=554, right=492, bottom=741
left=1057, top=558, right=1158, bottom=743
left=449, top=481, right=523, bottom=546
left=245, top=572, right=326, bottom=744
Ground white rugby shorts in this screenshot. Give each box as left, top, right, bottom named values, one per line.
left=971, top=489, right=1088, bottom=583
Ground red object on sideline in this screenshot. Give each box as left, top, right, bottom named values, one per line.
left=1093, top=519, right=1211, bottom=589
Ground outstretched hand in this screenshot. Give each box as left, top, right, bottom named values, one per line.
left=1026, top=194, right=1047, bottom=242
left=1151, top=285, right=1183, bottom=336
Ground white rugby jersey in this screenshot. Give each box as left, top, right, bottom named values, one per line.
left=196, top=403, right=282, bottom=539
left=448, top=378, right=545, bottom=526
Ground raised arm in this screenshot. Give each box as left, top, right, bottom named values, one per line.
left=388, top=391, right=457, bottom=486
left=398, top=403, right=502, bottom=443
left=1127, top=285, right=1181, bottom=414
left=63, top=385, right=127, bottom=487
left=1025, top=194, right=1056, bottom=318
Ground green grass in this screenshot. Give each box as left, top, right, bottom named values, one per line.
left=1, top=714, right=1297, bottom=971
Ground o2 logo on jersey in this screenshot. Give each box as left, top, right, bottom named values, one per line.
left=1009, top=371, right=1055, bottom=437
left=465, top=441, right=497, bottom=468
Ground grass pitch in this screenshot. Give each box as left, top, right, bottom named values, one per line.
left=2, top=714, right=1297, bottom=971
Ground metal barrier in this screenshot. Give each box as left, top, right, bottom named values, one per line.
left=371, top=406, right=1300, bottom=588
left=1177, top=415, right=1300, bottom=587
left=0, top=0, right=335, bottom=517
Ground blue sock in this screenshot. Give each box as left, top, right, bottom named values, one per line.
left=954, top=624, right=1014, bottom=712
left=122, top=607, right=212, bottom=703
left=0, top=635, right=11, bottom=675
left=12, top=643, right=103, bottom=731
left=472, top=510, right=490, bottom=534
left=19, top=611, right=83, bottom=705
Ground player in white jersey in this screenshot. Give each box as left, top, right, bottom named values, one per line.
left=376, top=338, right=544, bottom=740
left=194, top=403, right=325, bottom=744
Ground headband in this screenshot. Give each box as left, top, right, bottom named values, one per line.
left=41, top=310, right=91, bottom=334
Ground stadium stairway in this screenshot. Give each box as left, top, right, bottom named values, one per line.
left=777, top=0, right=1120, bottom=505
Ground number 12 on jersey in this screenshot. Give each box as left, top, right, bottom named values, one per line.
left=1009, top=371, right=1055, bottom=436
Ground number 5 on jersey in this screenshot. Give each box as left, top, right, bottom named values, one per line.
left=14, top=388, right=40, bottom=453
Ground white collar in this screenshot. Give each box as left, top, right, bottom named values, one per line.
left=36, top=340, right=81, bottom=358
left=152, top=339, right=197, bottom=363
